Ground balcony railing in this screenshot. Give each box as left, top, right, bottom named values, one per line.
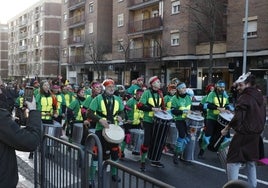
left=68, top=35, right=85, bottom=45
left=128, top=17, right=162, bottom=33
left=128, top=46, right=161, bottom=59
left=68, top=14, right=85, bottom=27
left=68, top=55, right=85, bottom=64
left=128, top=0, right=159, bottom=7
left=68, top=0, right=86, bottom=9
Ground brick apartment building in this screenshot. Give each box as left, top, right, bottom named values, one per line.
left=0, top=24, right=8, bottom=81
left=6, top=0, right=268, bottom=93
left=7, top=0, right=62, bottom=83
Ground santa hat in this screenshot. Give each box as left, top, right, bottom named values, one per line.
left=148, top=76, right=159, bottom=85
left=102, top=79, right=115, bottom=87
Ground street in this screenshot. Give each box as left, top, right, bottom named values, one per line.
left=17, top=126, right=268, bottom=188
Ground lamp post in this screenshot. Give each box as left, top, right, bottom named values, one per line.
left=242, top=0, right=249, bottom=74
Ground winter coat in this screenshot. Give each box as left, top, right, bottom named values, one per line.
left=0, top=109, right=41, bottom=188
left=227, top=87, right=266, bottom=163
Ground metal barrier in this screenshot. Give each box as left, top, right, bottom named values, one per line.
left=35, top=133, right=174, bottom=188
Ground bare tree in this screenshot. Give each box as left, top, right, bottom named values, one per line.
left=86, top=40, right=109, bottom=81
left=186, top=0, right=227, bottom=83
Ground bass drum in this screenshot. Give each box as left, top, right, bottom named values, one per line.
left=148, top=111, right=173, bottom=161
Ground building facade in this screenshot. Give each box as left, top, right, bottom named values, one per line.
left=8, top=0, right=62, bottom=83
left=61, top=0, right=113, bottom=84
left=0, top=24, right=8, bottom=81
left=6, top=0, right=268, bottom=94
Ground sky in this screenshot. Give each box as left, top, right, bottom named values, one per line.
left=0, top=0, right=40, bottom=24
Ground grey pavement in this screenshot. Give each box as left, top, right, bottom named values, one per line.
left=16, top=151, right=34, bottom=188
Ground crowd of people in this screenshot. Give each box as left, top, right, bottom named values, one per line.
left=0, top=71, right=266, bottom=187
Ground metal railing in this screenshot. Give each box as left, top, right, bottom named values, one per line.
left=35, top=133, right=174, bottom=188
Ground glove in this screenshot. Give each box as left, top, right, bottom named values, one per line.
left=25, top=97, right=36, bottom=111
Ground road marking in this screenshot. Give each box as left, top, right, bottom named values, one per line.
left=192, top=160, right=268, bottom=186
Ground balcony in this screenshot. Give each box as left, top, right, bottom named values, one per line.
left=68, top=35, right=85, bottom=45
left=128, top=46, right=161, bottom=60
left=19, top=32, right=28, bottom=39
left=18, top=45, right=28, bottom=51
left=68, top=14, right=85, bottom=28
left=68, top=55, right=85, bottom=64
left=68, top=0, right=86, bottom=10
left=128, top=0, right=160, bottom=10
left=128, top=17, right=162, bottom=34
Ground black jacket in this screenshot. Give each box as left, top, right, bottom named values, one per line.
left=0, top=109, right=41, bottom=188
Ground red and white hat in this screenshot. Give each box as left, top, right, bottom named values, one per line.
left=148, top=76, right=159, bottom=85
left=102, top=79, right=115, bottom=87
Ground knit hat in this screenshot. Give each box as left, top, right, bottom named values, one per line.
left=148, top=76, right=159, bottom=85
left=167, top=83, right=177, bottom=92
left=102, top=79, right=115, bottom=87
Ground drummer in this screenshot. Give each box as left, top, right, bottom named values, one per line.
left=170, top=82, right=193, bottom=164
left=87, top=79, right=124, bottom=184
left=120, top=88, right=144, bottom=157
left=198, top=80, right=233, bottom=158
left=137, top=76, right=166, bottom=171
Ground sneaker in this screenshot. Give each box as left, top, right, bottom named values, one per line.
left=112, top=175, right=121, bottom=182
left=150, top=161, right=164, bottom=168
left=140, top=162, right=146, bottom=172
left=198, top=149, right=204, bottom=159
left=28, top=152, right=34, bottom=159
left=173, top=154, right=179, bottom=164
left=88, top=180, right=95, bottom=188
left=132, top=151, right=140, bottom=155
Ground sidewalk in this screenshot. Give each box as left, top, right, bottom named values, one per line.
left=16, top=151, right=34, bottom=188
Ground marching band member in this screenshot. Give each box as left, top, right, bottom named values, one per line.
left=137, top=76, right=166, bottom=171
left=198, top=80, right=232, bottom=158
left=87, top=79, right=124, bottom=184
left=66, top=88, right=86, bottom=143
left=127, top=77, right=144, bottom=96
left=170, top=82, right=192, bottom=164
left=120, top=88, right=144, bottom=157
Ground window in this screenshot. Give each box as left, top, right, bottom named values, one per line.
left=62, top=49, right=67, bottom=57
left=63, top=13, right=68, bottom=21
left=117, top=39, right=124, bottom=52
left=89, top=2, right=93, bottom=13
left=63, top=30, right=67, bottom=40
left=89, top=22, right=93, bottom=34
left=171, top=32, right=180, bottom=46
left=247, top=20, right=257, bottom=37
left=172, top=1, right=180, bottom=14
left=117, top=14, right=124, bottom=27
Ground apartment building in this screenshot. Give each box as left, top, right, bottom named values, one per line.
left=8, top=0, right=62, bottom=83
left=61, top=0, right=113, bottom=84
left=0, top=24, right=8, bottom=81
left=226, top=0, right=268, bottom=92
left=111, top=0, right=229, bottom=87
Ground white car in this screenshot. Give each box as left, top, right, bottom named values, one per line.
left=191, top=88, right=206, bottom=110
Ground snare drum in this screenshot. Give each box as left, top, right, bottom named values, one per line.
left=166, top=122, right=178, bottom=145
left=217, top=112, right=234, bottom=127
left=148, top=111, right=173, bottom=161
left=129, top=129, right=144, bottom=154
left=186, top=112, right=204, bottom=129
left=43, top=121, right=62, bottom=147
left=72, top=123, right=83, bottom=144
left=102, top=124, right=125, bottom=144
left=217, top=146, right=229, bottom=171
left=43, top=121, right=62, bottom=138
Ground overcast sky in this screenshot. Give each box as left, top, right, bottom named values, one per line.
left=0, top=0, right=40, bottom=24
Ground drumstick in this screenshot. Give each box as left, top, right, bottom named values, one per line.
left=214, top=135, right=224, bottom=148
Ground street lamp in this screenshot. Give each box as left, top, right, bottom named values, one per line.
left=242, top=0, right=249, bottom=74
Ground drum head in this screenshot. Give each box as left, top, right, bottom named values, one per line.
left=219, top=112, right=234, bottom=122
left=102, top=124, right=125, bottom=144
left=154, top=111, right=173, bottom=120
left=187, top=113, right=204, bottom=121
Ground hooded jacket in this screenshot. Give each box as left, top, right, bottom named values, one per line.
left=227, top=87, right=266, bottom=163
left=0, top=109, right=41, bottom=188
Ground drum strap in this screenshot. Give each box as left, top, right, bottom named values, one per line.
left=215, top=92, right=224, bottom=107
left=102, top=94, right=115, bottom=123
